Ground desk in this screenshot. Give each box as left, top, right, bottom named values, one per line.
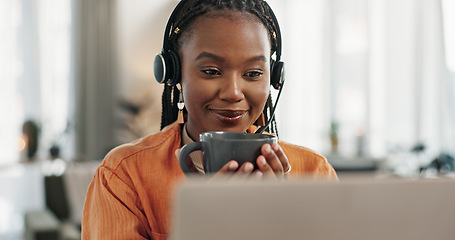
left=326, top=154, right=383, bottom=172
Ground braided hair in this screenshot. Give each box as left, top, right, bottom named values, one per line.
left=160, top=0, right=279, bottom=135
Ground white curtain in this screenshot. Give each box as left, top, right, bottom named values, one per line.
left=0, top=1, right=73, bottom=237
left=0, top=0, right=73, bottom=164
left=269, top=0, right=331, bottom=152
left=269, top=0, right=455, bottom=161
left=0, top=0, right=25, bottom=164
left=378, top=0, right=454, bottom=159
left=73, top=0, right=117, bottom=160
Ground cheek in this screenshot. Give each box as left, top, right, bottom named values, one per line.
left=249, top=82, right=270, bottom=111
left=180, top=64, right=203, bottom=111
left=182, top=83, right=198, bottom=108
left=181, top=77, right=212, bottom=114
left=182, top=86, right=203, bottom=108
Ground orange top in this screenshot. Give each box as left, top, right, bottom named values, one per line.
left=81, top=122, right=337, bottom=240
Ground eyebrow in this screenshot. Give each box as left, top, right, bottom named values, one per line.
left=195, top=51, right=267, bottom=63
left=195, top=52, right=223, bottom=62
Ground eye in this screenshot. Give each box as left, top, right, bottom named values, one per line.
left=243, top=70, right=263, bottom=79
left=201, top=68, right=221, bottom=76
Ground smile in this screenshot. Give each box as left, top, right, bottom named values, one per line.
left=210, top=109, right=248, bottom=123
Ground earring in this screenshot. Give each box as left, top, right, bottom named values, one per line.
left=176, top=85, right=185, bottom=124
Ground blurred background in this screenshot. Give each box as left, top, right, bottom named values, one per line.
left=0, top=0, right=454, bottom=239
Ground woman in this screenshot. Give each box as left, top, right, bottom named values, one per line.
left=82, top=0, right=337, bottom=239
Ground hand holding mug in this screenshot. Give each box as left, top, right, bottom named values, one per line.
left=212, top=142, right=291, bottom=180
left=178, top=132, right=290, bottom=178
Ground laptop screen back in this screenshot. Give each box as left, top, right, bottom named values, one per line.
left=172, top=178, right=455, bottom=240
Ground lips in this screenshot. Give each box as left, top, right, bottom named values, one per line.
left=210, top=109, right=248, bottom=123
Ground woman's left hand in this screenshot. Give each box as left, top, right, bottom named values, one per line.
left=255, top=143, right=291, bottom=179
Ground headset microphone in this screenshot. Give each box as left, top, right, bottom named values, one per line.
left=255, top=70, right=285, bottom=134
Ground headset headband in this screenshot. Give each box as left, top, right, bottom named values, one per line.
left=161, top=0, right=187, bottom=52
left=162, top=0, right=282, bottom=61
left=262, top=1, right=282, bottom=62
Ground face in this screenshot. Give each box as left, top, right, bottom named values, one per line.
left=179, top=11, right=271, bottom=141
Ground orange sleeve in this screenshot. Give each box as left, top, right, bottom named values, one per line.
left=82, top=165, right=151, bottom=240
left=247, top=126, right=337, bottom=180
left=281, top=141, right=338, bottom=180
left=312, top=155, right=338, bottom=180
left=82, top=123, right=184, bottom=240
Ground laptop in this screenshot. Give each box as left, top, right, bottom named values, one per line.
left=172, top=177, right=455, bottom=240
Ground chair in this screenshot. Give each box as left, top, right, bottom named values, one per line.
left=25, top=161, right=98, bottom=240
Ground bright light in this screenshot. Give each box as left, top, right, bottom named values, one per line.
left=18, top=136, right=27, bottom=152
left=443, top=0, right=455, bottom=71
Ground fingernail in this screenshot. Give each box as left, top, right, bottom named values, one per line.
left=264, top=144, right=271, bottom=153
left=272, top=144, right=279, bottom=151
left=244, top=163, right=253, bottom=172
left=285, top=165, right=292, bottom=173
left=229, top=162, right=237, bottom=170
left=259, top=157, right=266, bottom=166
left=255, top=171, right=263, bottom=177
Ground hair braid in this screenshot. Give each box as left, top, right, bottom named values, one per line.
left=160, top=85, right=169, bottom=130
left=160, top=84, right=176, bottom=129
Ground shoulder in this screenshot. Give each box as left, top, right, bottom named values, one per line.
left=279, top=141, right=337, bottom=179
left=100, top=122, right=182, bottom=172
left=279, top=141, right=325, bottom=160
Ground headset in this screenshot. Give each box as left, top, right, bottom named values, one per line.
left=154, top=0, right=285, bottom=91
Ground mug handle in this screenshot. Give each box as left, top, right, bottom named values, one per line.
left=179, top=142, right=203, bottom=174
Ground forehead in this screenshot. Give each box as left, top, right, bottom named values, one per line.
left=179, top=10, right=271, bottom=56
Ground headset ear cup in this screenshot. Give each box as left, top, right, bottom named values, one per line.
left=167, top=49, right=181, bottom=86
left=153, top=50, right=181, bottom=85
left=270, top=59, right=276, bottom=87
left=270, top=60, right=284, bottom=90
left=154, top=52, right=167, bottom=84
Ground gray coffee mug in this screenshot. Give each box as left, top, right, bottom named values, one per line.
left=179, top=132, right=277, bottom=174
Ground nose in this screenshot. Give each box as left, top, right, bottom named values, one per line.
left=219, top=73, right=244, bottom=102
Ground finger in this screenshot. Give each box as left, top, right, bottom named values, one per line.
left=237, top=162, right=254, bottom=174
left=261, top=144, right=284, bottom=173
left=256, top=155, right=277, bottom=179
left=232, top=162, right=255, bottom=180
left=213, top=160, right=239, bottom=177
left=251, top=170, right=263, bottom=180
left=271, top=143, right=291, bottom=173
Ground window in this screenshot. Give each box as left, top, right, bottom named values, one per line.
left=271, top=0, right=455, bottom=162
left=0, top=0, right=24, bottom=165
left=0, top=0, right=72, bottom=165
left=330, top=0, right=369, bottom=156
